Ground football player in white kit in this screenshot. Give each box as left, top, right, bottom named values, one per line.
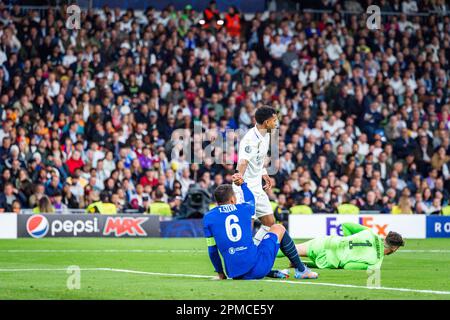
left=232, top=106, right=318, bottom=279
left=233, top=108, right=275, bottom=229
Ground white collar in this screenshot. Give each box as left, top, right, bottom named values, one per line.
left=254, top=126, right=267, bottom=140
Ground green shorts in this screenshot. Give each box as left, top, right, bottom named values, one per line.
left=304, top=237, right=335, bottom=269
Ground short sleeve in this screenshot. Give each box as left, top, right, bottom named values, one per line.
left=238, top=139, right=258, bottom=162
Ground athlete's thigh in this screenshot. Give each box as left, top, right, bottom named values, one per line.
left=254, top=192, right=274, bottom=221
left=242, top=233, right=279, bottom=279
left=259, top=232, right=280, bottom=259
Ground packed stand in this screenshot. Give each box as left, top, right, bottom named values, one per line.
left=0, top=0, right=449, bottom=216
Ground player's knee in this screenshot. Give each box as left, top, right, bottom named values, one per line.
left=270, top=224, right=286, bottom=238
left=276, top=224, right=286, bottom=235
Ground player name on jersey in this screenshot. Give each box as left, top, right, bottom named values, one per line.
left=218, top=204, right=237, bottom=213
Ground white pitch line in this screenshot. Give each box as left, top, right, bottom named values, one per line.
left=263, top=279, right=450, bottom=295
left=0, top=267, right=449, bottom=296
left=0, top=268, right=103, bottom=272
left=102, top=268, right=214, bottom=279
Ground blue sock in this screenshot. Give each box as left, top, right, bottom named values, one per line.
left=266, top=270, right=278, bottom=278
left=280, top=232, right=305, bottom=272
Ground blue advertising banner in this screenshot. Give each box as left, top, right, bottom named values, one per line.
left=426, top=216, right=450, bottom=238
left=160, top=219, right=204, bottom=237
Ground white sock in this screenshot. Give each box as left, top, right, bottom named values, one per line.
left=253, top=225, right=270, bottom=246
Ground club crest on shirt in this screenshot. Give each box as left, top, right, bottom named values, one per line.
left=245, top=145, right=251, bottom=153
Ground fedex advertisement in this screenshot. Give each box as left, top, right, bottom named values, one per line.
left=289, top=214, right=427, bottom=239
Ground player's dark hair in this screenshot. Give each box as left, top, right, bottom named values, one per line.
left=385, top=231, right=405, bottom=247
left=255, top=106, right=276, bottom=125
left=214, top=184, right=235, bottom=205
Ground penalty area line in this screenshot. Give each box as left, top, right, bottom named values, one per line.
left=1, top=267, right=448, bottom=296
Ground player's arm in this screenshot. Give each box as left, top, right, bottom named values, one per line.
left=342, top=222, right=368, bottom=236
left=241, top=182, right=255, bottom=208
left=232, top=173, right=256, bottom=216
left=261, top=168, right=272, bottom=190
left=204, top=221, right=226, bottom=279
left=342, top=262, right=369, bottom=270
left=236, top=158, right=249, bottom=177
left=206, top=237, right=226, bottom=279
left=236, top=138, right=253, bottom=176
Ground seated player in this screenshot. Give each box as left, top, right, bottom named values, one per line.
left=203, top=176, right=318, bottom=280
left=281, top=222, right=404, bottom=270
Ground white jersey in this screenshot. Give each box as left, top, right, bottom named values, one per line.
left=238, top=126, right=270, bottom=189
left=234, top=126, right=273, bottom=218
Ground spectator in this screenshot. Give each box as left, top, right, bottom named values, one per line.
left=361, top=191, right=383, bottom=211
left=224, top=6, right=241, bottom=37
left=0, top=4, right=447, bottom=216
left=392, top=196, right=413, bottom=214
left=11, top=200, right=21, bottom=214
left=66, top=151, right=85, bottom=175
left=33, top=195, right=55, bottom=214
left=148, top=189, right=172, bottom=216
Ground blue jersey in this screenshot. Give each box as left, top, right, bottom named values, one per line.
left=203, top=183, right=257, bottom=278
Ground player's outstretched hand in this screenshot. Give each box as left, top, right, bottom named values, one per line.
left=262, top=175, right=272, bottom=191
left=212, top=272, right=227, bottom=280
left=232, top=173, right=244, bottom=186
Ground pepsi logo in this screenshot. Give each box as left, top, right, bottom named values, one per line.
left=26, top=215, right=49, bottom=238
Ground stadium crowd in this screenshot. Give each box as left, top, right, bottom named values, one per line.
left=0, top=0, right=449, bottom=216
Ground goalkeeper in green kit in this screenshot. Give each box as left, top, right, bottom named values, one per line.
left=280, top=222, right=405, bottom=270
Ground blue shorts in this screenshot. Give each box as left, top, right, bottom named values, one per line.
left=236, top=232, right=280, bottom=280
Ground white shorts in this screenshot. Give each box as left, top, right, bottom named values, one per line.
left=232, top=184, right=273, bottom=219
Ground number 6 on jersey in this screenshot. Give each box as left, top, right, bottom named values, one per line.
left=225, top=215, right=242, bottom=242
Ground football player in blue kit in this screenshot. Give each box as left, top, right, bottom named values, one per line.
left=203, top=173, right=318, bottom=280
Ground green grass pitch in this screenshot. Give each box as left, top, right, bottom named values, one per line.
left=0, top=238, right=449, bottom=300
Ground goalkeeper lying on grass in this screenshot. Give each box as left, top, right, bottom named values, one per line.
left=279, top=223, right=405, bottom=270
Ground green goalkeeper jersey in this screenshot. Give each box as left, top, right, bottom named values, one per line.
left=307, top=222, right=384, bottom=270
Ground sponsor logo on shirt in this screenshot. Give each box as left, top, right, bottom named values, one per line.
left=228, top=246, right=248, bottom=255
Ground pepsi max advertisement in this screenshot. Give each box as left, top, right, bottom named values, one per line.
left=18, top=214, right=160, bottom=238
